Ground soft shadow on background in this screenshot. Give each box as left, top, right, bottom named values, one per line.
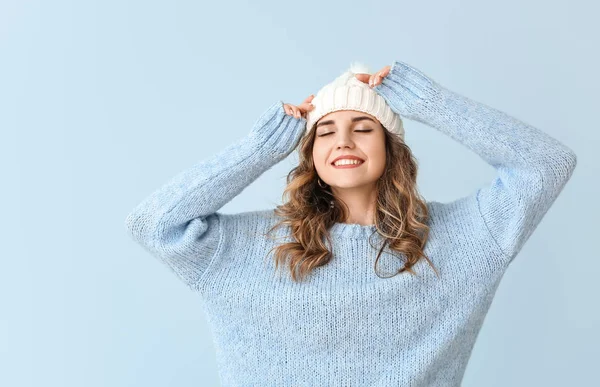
left=1, top=0, right=597, bottom=386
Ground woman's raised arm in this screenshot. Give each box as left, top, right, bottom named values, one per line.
left=373, top=60, right=577, bottom=263
left=124, top=101, right=307, bottom=290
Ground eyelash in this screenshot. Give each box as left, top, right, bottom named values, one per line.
left=317, top=129, right=373, bottom=137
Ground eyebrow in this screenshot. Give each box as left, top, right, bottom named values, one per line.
left=315, top=116, right=377, bottom=129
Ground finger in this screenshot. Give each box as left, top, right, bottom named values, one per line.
left=376, top=66, right=391, bottom=81
left=369, top=74, right=377, bottom=87
left=298, top=104, right=313, bottom=117
left=299, top=101, right=315, bottom=111
left=291, top=106, right=300, bottom=118
left=285, top=104, right=295, bottom=116
left=303, top=94, right=315, bottom=103
left=354, top=73, right=370, bottom=84
left=371, top=71, right=385, bottom=87
left=377, top=66, right=390, bottom=79
left=373, top=73, right=382, bottom=86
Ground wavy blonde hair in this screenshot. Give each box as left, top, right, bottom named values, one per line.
left=263, top=119, right=437, bottom=282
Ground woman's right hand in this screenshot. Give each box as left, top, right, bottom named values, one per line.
left=283, top=95, right=315, bottom=119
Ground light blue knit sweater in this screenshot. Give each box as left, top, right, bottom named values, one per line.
left=125, top=60, right=577, bottom=386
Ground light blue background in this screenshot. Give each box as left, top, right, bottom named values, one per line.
left=1, top=0, right=597, bottom=386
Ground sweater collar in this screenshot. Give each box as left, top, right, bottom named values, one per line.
left=329, top=222, right=379, bottom=239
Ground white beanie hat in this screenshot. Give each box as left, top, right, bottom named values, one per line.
left=305, top=61, right=405, bottom=141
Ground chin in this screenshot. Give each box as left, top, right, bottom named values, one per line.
left=329, top=180, right=373, bottom=189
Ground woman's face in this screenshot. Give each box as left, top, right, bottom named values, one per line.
left=312, top=109, right=386, bottom=190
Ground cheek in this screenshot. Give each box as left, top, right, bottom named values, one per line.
left=312, top=147, right=328, bottom=170
left=367, top=142, right=387, bottom=171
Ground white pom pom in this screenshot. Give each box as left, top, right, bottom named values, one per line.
left=348, top=61, right=371, bottom=75
left=328, top=60, right=372, bottom=87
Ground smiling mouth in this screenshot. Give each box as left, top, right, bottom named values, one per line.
left=331, top=160, right=365, bottom=168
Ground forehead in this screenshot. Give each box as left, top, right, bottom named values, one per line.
left=318, top=109, right=376, bottom=122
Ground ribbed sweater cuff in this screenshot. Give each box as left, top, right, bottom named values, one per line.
left=247, top=100, right=308, bottom=161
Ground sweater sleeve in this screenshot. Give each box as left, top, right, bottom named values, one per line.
left=374, top=60, right=577, bottom=263
left=124, top=100, right=307, bottom=290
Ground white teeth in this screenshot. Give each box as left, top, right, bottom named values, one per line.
left=334, top=159, right=363, bottom=166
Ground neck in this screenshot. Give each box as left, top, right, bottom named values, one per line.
left=331, top=183, right=377, bottom=226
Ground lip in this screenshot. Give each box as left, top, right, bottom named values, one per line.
left=331, top=155, right=365, bottom=165
left=331, top=156, right=365, bottom=169
left=332, top=161, right=364, bottom=169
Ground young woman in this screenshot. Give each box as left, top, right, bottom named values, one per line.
left=125, top=60, right=577, bottom=386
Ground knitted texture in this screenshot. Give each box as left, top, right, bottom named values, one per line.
left=125, top=60, right=577, bottom=386
left=306, top=61, right=405, bottom=139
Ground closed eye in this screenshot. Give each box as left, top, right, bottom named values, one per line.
left=317, top=129, right=373, bottom=137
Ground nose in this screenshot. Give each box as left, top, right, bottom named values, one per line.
left=334, top=133, right=355, bottom=149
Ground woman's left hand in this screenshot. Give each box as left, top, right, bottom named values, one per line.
left=354, top=61, right=443, bottom=121
left=354, top=65, right=391, bottom=87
